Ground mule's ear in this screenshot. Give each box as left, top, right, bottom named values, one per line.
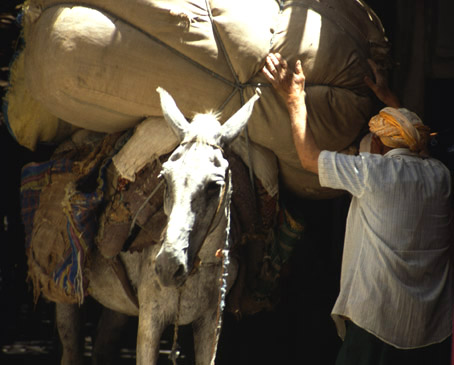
left=220, top=88, right=261, bottom=146
left=157, top=87, right=189, bottom=141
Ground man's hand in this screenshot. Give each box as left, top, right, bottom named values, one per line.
left=261, top=53, right=320, bottom=174
left=364, top=59, right=400, bottom=108
left=262, top=53, right=305, bottom=104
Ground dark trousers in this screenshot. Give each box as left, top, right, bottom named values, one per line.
left=335, top=321, right=452, bottom=365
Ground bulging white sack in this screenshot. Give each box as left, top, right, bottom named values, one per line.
left=7, top=0, right=389, bottom=198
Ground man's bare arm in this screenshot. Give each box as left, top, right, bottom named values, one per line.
left=262, top=53, right=320, bottom=174
left=364, top=59, right=401, bottom=108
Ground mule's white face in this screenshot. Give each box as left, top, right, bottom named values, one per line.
left=157, top=125, right=229, bottom=287
left=154, top=87, right=260, bottom=287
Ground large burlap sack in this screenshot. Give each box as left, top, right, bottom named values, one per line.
left=7, top=0, right=390, bottom=198
left=3, top=49, right=78, bottom=150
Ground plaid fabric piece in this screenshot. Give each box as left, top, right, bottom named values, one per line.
left=55, top=161, right=109, bottom=303
left=253, top=201, right=305, bottom=300
left=20, top=157, right=109, bottom=303
left=20, top=159, right=73, bottom=248
left=19, top=131, right=126, bottom=303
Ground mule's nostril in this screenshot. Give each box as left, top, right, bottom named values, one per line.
left=173, top=264, right=185, bottom=280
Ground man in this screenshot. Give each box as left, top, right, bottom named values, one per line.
left=262, top=53, right=453, bottom=364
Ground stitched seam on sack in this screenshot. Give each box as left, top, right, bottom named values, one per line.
left=41, top=2, right=236, bottom=88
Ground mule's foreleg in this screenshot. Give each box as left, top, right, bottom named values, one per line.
left=192, top=310, right=220, bottom=365
left=56, top=303, right=84, bottom=365
left=136, top=303, right=166, bottom=365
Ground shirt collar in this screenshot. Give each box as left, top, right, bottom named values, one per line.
left=384, top=148, right=418, bottom=158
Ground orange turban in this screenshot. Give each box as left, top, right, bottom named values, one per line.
left=369, top=107, right=430, bottom=153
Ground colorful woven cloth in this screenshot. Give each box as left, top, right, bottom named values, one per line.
left=20, top=159, right=73, bottom=248
left=20, top=135, right=117, bottom=304
left=253, top=200, right=306, bottom=301
left=56, top=162, right=108, bottom=302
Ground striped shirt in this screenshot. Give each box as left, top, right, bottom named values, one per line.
left=318, top=148, right=453, bottom=349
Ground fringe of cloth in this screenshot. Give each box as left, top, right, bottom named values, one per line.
left=255, top=200, right=306, bottom=300
left=20, top=158, right=73, bottom=248
left=227, top=194, right=306, bottom=316
left=20, top=132, right=125, bottom=304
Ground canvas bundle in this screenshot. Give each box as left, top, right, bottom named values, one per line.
left=5, top=0, right=390, bottom=199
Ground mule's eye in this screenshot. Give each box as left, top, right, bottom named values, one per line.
left=206, top=181, right=222, bottom=196
left=169, top=151, right=182, bottom=162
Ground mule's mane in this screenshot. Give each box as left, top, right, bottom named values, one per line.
left=180, top=111, right=224, bottom=152
left=193, top=110, right=221, bottom=121
left=180, top=136, right=224, bottom=154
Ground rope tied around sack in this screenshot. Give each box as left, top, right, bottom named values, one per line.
left=42, top=1, right=261, bottom=191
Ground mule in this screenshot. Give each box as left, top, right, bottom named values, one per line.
left=55, top=87, right=261, bottom=365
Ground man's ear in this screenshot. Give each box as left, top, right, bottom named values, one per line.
left=370, top=134, right=383, bottom=154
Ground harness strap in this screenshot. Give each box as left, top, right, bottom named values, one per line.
left=191, top=167, right=230, bottom=267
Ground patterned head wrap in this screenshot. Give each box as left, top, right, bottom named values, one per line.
left=369, top=107, right=430, bottom=153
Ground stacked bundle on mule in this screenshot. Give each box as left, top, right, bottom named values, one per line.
left=6, top=0, right=390, bottom=198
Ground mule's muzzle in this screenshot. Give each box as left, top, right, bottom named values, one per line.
left=155, top=251, right=188, bottom=288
